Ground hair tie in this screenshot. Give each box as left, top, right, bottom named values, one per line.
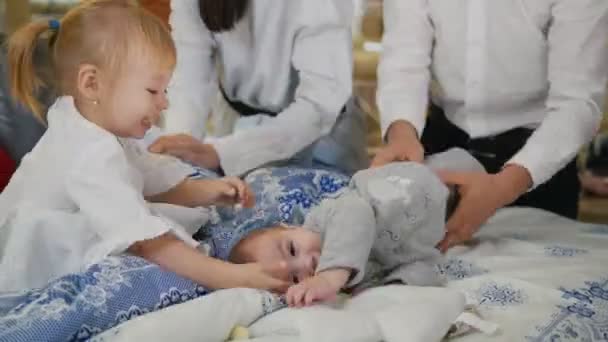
left=48, top=19, right=61, bottom=31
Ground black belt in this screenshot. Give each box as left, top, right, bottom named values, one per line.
left=466, top=127, right=534, bottom=162
left=220, top=85, right=348, bottom=118
left=423, top=103, right=534, bottom=173
left=220, top=86, right=278, bottom=117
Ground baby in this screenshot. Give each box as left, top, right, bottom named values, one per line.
left=227, top=149, right=485, bottom=307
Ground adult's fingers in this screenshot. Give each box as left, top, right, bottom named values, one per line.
left=437, top=231, right=463, bottom=253
left=436, top=170, right=472, bottom=187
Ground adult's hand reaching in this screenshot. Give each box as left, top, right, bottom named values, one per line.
left=371, top=120, right=424, bottom=168
left=149, top=134, right=221, bottom=171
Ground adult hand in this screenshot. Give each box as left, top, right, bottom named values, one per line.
left=436, top=164, right=532, bottom=252
left=371, top=120, right=424, bottom=168
left=149, top=134, right=221, bottom=170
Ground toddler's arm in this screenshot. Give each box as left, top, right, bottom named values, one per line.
left=68, top=140, right=277, bottom=291
left=129, top=233, right=287, bottom=291
left=147, top=177, right=254, bottom=208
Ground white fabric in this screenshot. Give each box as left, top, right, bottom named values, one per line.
left=166, top=0, right=353, bottom=176
left=444, top=207, right=608, bottom=342
left=91, top=288, right=272, bottom=342
left=0, top=97, right=204, bottom=292
left=249, top=286, right=467, bottom=342
left=92, top=286, right=470, bottom=342
left=378, top=0, right=608, bottom=187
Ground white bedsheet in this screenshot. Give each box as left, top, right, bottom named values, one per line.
left=443, top=208, right=608, bottom=342
left=94, top=208, right=608, bottom=342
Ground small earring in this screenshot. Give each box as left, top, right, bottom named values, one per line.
left=92, top=99, right=99, bottom=105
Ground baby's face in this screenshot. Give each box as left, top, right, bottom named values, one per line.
left=233, top=227, right=322, bottom=284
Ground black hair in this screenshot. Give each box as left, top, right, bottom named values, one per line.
left=199, top=0, right=249, bottom=33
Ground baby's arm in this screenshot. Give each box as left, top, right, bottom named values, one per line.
left=287, top=192, right=376, bottom=307
left=286, top=268, right=351, bottom=307
left=129, top=233, right=287, bottom=291
left=147, top=177, right=254, bottom=208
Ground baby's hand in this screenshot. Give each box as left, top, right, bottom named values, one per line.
left=208, top=177, right=255, bottom=208
left=286, top=269, right=350, bottom=307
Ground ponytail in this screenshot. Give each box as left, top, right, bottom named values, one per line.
left=7, top=21, right=55, bottom=122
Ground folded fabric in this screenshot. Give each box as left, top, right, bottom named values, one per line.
left=91, top=288, right=285, bottom=342
left=249, top=285, right=469, bottom=342
left=87, top=285, right=497, bottom=342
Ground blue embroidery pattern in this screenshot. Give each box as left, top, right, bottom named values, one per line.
left=544, top=246, right=590, bottom=257
left=0, top=256, right=206, bottom=342
left=436, top=258, right=489, bottom=281
left=201, top=167, right=349, bottom=260
left=474, top=282, right=528, bottom=307
left=527, top=279, right=608, bottom=341
left=277, top=173, right=348, bottom=221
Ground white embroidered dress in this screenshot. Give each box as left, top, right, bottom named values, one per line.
left=0, top=97, right=206, bottom=292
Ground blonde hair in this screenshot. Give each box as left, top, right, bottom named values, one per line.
left=8, top=0, right=176, bottom=122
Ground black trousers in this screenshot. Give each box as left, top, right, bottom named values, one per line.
left=421, top=105, right=580, bottom=219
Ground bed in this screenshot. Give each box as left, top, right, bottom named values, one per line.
left=1, top=167, right=606, bottom=341
left=91, top=207, right=608, bottom=342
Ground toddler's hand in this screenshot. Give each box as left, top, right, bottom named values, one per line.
left=239, top=262, right=290, bottom=293
left=209, top=177, right=255, bottom=208
left=286, top=269, right=350, bottom=307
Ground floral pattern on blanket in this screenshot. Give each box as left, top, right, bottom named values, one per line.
left=199, top=167, right=350, bottom=261
left=473, top=281, right=528, bottom=308
left=527, top=278, right=608, bottom=341
left=544, top=245, right=590, bottom=258
left=437, top=258, right=489, bottom=281
left=0, top=256, right=206, bottom=342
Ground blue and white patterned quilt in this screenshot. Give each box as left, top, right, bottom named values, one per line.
left=0, top=256, right=205, bottom=342
left=199, top=167, right=350, bottom=261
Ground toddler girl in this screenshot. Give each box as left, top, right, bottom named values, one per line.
left=0, top=0, right=286, bottom=292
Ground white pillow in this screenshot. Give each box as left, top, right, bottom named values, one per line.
left=92, top=288, right=278, bottom=342
left=249, top=285, right=467, bottom=342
